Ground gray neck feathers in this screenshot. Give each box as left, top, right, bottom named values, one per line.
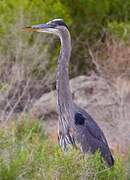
left=56, top=29, right=73, bottom=126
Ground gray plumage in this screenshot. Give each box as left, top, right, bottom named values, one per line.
left=24, top=19, right=114, bottom=167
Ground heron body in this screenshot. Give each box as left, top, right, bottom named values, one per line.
left=24, top=19, right=114, bottom=166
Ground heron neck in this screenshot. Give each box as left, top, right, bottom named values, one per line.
left=56, top=30, right=73, bottom=117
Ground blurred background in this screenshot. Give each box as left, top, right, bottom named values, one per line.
left=0, top=0, right=130, bottom=151
left=0, top=0, right=130, bottom=143
left=0, top=0, right=130, bottom=177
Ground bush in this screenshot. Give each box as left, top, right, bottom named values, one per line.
left=1, top=0, right=130, bottom=76
left=0, top=119, right=127, bottom=179
left=108, top=21, right=130, bottom=42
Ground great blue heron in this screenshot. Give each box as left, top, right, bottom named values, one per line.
left=24, top=19, right=114, bottom=166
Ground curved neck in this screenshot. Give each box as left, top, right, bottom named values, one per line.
left=56, top=29, right=73, bottom=117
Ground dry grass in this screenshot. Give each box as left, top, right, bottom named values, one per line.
left=85, top=39, right=130, bottom=155
left=95, top=40, right=130, bottom=80
left=0, top=15, right=56, bottom=121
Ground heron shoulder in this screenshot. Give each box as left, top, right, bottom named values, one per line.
left=74, top=105, right=108, bottom=145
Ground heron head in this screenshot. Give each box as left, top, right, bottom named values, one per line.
left=23, top=19, right=68, bottom=35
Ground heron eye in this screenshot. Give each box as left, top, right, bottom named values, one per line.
left=74, top=113, right=85, bottom=125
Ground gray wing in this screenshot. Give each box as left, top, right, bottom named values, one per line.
left=74, top=105, right=114, bottom=166
left=75, top=106, right=108, bottom=145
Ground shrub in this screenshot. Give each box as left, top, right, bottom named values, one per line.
left=108, top=21, right=130, bottom=42
left=0, top=119, right=127, bottom=179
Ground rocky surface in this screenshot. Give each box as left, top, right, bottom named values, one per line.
left=29, top=74, right=130, bottom=155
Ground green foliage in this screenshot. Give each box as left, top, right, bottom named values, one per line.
left=0, top=0, right=130, bottom=77
left=0, top=0, right=72, bottom=83
left=107, top=0, right=130, bottom=22
left=0, top=119, right=127, bottom=180
left=108, top=21, right=130, bottom=41
left=0, top=0, right=71, bottom=37
left=0, top=0, right=130, bottom=80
